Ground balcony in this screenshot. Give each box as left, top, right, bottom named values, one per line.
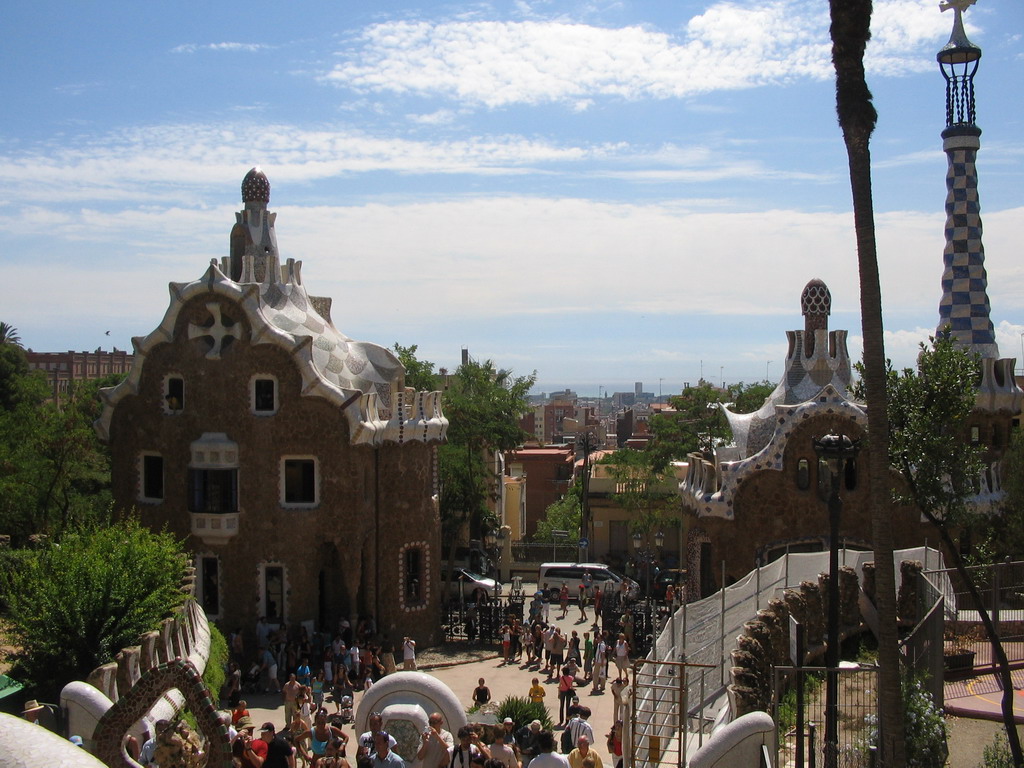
left=190, top=511, right=241, bottom=545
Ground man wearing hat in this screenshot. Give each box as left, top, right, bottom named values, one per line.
left=261, top=722, right=295, bottom=768
left=500, top=717, right=518, bottom=754
left=516, top=720, right=543, bottom=768
left=21, top=699, right=44, bottom=723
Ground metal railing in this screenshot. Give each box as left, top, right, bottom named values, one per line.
left=925, top=558, right=1024, bottom=669
left=510, top=541, right=580, bottom=563
left=629, top=658, right=717, bottom=768
left=772, top=665, right=880, bottom=768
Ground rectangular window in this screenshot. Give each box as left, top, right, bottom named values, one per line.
left=200, top=556, right=220, bottom=616
left=405, top=548, right=422, bottom=603
left=253, top=377, right=277, bottom=413
left=265, top=566, right=284, bottom=622
left=283, top=459, right=317, bottom=505
left=142, top=454, right=164, bottom=501
left=188, top=468, right=238, bottom=513
left=166, top=376, right=184, bottom=412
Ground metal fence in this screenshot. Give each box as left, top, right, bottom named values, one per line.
left=441, top=596, right=526, bottom=643
left=900, top=570, right=945, bottom=708
left=926, top=558, right=1024, bottom=669
left=510, top=542, right=580, bottom=563
left=629, top=658, right=717, bottom=768
left=772, top=665, right=880, bottom=768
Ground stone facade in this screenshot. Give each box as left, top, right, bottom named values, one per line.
left=679, top=280, right=932, bottom=598
left=97, top=169, right=447, bottom=649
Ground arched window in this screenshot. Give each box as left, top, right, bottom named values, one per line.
left=844, top=458, right=858, bottom=491
left=797, top=459, right=810, bottom=490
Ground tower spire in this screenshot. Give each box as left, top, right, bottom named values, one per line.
left=934, top=1, right=997, bottom=358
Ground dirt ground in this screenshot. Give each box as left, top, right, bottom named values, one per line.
left=947, top=716, right=1023, bottom=768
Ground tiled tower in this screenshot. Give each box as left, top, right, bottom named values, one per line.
left=934, top=1, right=1021, bottom=488
left=934, top=1, right=998, bottom=358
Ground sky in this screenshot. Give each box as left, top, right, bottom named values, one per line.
left=2, top=0, right=1023, bottom=396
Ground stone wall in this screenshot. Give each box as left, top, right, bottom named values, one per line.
left=727, top=560, right=917, bottom=717
left=61, top=569, right=211, bottom=753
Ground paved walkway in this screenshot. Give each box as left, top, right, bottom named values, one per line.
left=242, top=606, right=625, bottom=765
left=945, top=667, right=1024, bottom=723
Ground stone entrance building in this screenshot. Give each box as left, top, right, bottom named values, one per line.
left=96, top=169, right=448, bottom=646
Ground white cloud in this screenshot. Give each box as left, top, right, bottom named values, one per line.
left=0, top=122, right=812, bottom=205
left=320, top=0, right=955, bottom=108
left=171, top=42, right=271, bottom=54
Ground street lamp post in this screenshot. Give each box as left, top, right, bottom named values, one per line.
left=631, top=529, right=665, bottom=598
left=813, top=433, right=860, bottom=768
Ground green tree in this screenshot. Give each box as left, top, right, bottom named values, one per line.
left=0, top=322, right=21, bottom=346
left=392, top=343, right=440, bottom=392
left=829, top=1, right=905, bottom=763
left=886, top=334, right=1021, bottom=764
left=536, top=480, right=582, bottom=543
left=439, top=358, right=535, bottom=546
left=648, top=381, right=730, bottom=468
left=0, top=517, right=188, bottom=701
left=0, top=373, right=124, bottom=541
left=601, top=449, right=677, bottom=535
left=727, top=380, right=775, bottom=414
left=983, top=430, right=1024, bottom=559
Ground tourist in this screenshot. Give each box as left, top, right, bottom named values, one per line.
left=605, top=723, right=623, bottom=768
left=319, top=737, right=351, bottom=768
left=516, top=721, right=543, bottom=768
left=312, top=670, right=327, bottom=711
left=577, top=585, right=587, bottom=622
left=372, top=731, right=404, bottom=768
left=416, top=712, right=454, bottom=768
left=489, top=730, right=519, bottom=768
left=359, top=713, right=396, bottom=756
left=549, top=629, right=566, bottom=675
left=403, top=636, right=417, bottom=671
left=582, top=633, right=594, bottom=681
left=283, top=674, right=302, bottom=724
left=472, top=677, right=491, bottom=707
left=559, top=585, right=569, bottom=619
left=528, top=677, right=545, bottom=705
left=310, top=709, right=348, bottom=767
left=566, top=737, right=603, bottom=768
left=557, top=666, right=575, bottom=726
left=528, top=731, right=568, bottom=768
left=297, top=657, right=313, bottom=687
left=449, top=725, right=489, bottom=768
left=613, top=635, right=630, bottom=680
left=565, top=707, right=594, bottom=749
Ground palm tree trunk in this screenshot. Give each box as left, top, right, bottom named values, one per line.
left=829, top=1, right=906, bottom=764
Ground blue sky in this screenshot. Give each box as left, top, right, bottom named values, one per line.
left=3, top=0, right=1023, bottom=395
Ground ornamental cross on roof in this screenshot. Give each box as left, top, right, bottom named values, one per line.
left=939, top=0, right=975, bottom=13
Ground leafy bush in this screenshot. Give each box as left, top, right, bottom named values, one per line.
left=902, top=674, right=947, bottom=768
left=982, top=730, right=1014, bottom=768
left=495, top=695, right=553, bottom=730
left=0, top=518, right=188, bottom=701
left=204, top=624, right=228, bottom=701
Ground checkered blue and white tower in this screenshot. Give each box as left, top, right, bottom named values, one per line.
left=934, top=1, right=999, bottom=358
left=934, top=1, right=1021, bottom=422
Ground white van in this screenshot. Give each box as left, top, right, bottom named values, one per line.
left=537, top=562, right=636, bottom=601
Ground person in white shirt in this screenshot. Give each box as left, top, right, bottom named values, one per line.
left=566, top=708, right=594, bottom=751
left=528, top=732, right=568, bottom=768
left=449, top=726, right=488, bottom=768
left=403, top=637, right=417, bottom=671
left=359, top=713, right=397, bottom=756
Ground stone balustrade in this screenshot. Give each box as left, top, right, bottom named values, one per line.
left=61, top=569, right=213, bottom=753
